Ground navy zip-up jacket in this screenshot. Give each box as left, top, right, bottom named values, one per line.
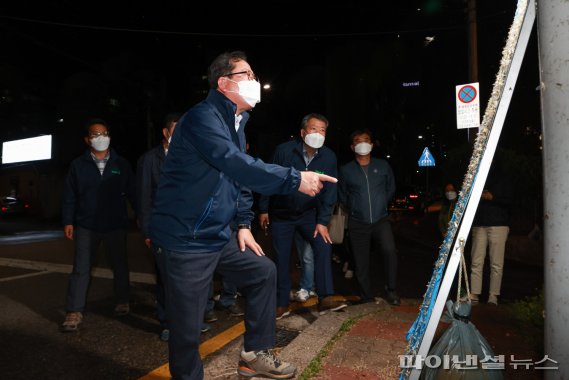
left=62, top=148, right=136, bottom=232
left=338, top=157, right=395, bottom=224
left=149, top=89, right=301, bottom=253
left=258, top=139, right=337, bottom=225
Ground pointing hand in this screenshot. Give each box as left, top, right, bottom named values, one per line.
left=299, top=171, right=338, bottom=197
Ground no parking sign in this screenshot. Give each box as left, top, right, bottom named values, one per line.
left=455, top=82, right=480, bottom=129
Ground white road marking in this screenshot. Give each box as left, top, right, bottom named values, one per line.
left=0, top=257, right=156, bottom=284
left=0, top=270, right=52, bottom=282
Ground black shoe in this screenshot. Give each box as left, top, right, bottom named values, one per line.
left=223, top=303, right=245, bottom=317
left=385, top=287, right=401, bottom=306
left=354, top=296, right=375, bottom=305
left=204, top=310, right=218, bottom=323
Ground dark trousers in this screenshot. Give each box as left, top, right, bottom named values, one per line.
left=155, top=261, right=167, bottom=327
left=271, top=212, right=334, bottom=307
left=206, top=277, right=238, bottom=312
left=154, top=232, right=276, bottom=380
left=341, top=230, right=356, bottom=269
left=348, top=217, right=397, bottom=300
left=65, top=226, right=130, bottom=312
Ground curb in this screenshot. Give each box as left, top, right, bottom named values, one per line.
left=280, top=301, right=391, bottom=377
left=203, top=300, right=392, bottom=379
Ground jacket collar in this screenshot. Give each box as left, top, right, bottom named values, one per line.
left=293, top=138, right=307, bottom=154
left=82, top=147, right=117, bottom=162
left=206, top=89, right=250, bottom=126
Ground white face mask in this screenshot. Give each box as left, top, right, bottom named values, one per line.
left=90, top=136, right=110, bottom=151
left=354, top=142, right=373, bottom=155
left=445, top=191, right=457, bottom=201
left=229, top=79, right=261, bottom=108
left=304, top=132, right=325, bottom=149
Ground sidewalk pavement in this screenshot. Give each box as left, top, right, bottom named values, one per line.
left=201, top=215, right=543, bottom=379
left=204, top=297, right=543, bottom=379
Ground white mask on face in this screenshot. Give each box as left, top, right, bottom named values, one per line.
left=354, top=142, right=373, bottom=155
left=304, top=132, right=325, bottom=149
left=90, top=136, right=110, bottom=151
left=233, top=80, right=261, bottom=108
left=445, top=191, right=457, bottom=201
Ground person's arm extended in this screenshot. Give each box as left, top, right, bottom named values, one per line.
left=184, top=110, right=300, bottom=195
left=183, top=110, right=336, bottom=196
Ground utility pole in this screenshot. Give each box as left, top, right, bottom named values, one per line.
left=467, top=0, right=478, bottom=143
left=538, top=1, right=569, bottom=377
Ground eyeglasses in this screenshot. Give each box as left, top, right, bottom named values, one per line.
left=89, top=131, right=110, bottom=138
left=222, top=70, right=258, bottom=81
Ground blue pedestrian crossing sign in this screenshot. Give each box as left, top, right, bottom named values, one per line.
left=418, top=147, right=435, bottom=167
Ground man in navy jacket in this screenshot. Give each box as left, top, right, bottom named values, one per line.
left=258, top=113, right=347, bottom=319
left=149, top=51, right=336, bottom=380
left=61, top=119, right=136, bottom=332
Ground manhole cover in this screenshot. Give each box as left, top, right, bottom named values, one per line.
left=275, top=327, right=299, bottom=348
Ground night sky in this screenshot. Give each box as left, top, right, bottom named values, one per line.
left=0, top=1, right=542, bottom=194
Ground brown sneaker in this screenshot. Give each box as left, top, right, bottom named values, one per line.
left=114, top=303, right=130, bottom=317
left=317, top=296, right=348, bottom=315
left=276, top=306, right=291, bottom=320
left=238, top=349, right=296, bottom=379
left=61, top=311, right=83, bottom=333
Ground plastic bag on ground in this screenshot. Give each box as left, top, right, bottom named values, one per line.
left=421, top=300, right=503, bottom=380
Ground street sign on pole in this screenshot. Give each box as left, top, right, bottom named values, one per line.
left=418, top=147, right=435, bottom=167
left=455, top=82, right=480, bottom=129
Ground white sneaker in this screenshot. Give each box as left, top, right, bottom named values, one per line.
left=294, top=289, right=310, bottom=302
left=309, top=290, right=318, bottom=298
left=342, top=262, right=349, bottom=273
left=344, top=270, right=354, bottom=279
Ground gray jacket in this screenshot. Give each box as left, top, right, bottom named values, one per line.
left=338, top=157, right=395, bottom=224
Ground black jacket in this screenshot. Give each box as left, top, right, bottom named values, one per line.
left=136, top=144, right=166, bottom=238
left=473, top=171, right=513, bottom=227
left=62, top=148, right=136, bottom=232
left=338, top=158, right=396, bottom=224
